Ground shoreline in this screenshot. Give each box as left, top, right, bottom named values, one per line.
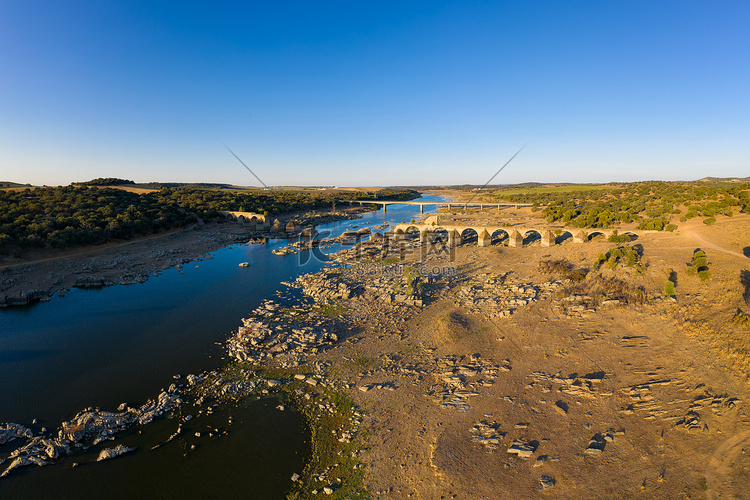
left=0, top=201, right=428, bottom=494
left=0, top=205, right=374, bottom=308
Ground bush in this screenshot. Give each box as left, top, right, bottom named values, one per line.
left=608, top=232, right=630, bottom=243
left=594, top=253, right=607, bottom=270
left=688, top=250, right=711, bottom=281
left=599, top=245, right=643, bottom=271
left=703, top=217, right=716, bottom=226
left=558, top=275, right=646, bottom=307
left=733, top=310, right=750, bottom=327
left=621, top=246, right=640, bottom=267
left=539, top=259, right=587, bottom=282
left=692, top=256, right=708, bottom=268
left=637, top=218, right=665, bottom=231
left=664, top=280, right=676, bottom=297
left=665, top=224, right=677, bottom=232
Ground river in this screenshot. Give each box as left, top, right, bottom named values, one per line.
left=0, top=195, right=442, bottom=499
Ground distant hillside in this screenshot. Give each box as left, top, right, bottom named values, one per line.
left=78, top=178, right=135, bottom=186
left=698, top=176, right=750, bottom=183
left=408, top=182, right=604, bottom=191
left=0, top=181, right=32, bottom=188
left=157, top=182, right=239, bottom=190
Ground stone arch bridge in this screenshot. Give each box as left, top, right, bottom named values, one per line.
left=219, top=211, right=268, bottom=227
left=392, top=223, right=646, bottom=247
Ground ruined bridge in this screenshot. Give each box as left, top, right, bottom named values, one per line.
left=392, top=223, right=648, bottom=247
left=219, top=211, right=268, bottom=225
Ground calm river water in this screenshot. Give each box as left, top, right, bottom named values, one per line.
left=0, top=195, right=442, bottom=499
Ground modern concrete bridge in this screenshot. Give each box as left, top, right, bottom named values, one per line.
left=392, top=223, right=645, bottom=247
left=352, top=200, right=534, bottom=213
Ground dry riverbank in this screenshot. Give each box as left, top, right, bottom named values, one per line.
left=0, top=206, right=371, bottom=307
left=259, top=213, right=750, bottom=499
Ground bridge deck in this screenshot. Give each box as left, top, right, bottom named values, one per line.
left=353, top=200, right=535, bottom=213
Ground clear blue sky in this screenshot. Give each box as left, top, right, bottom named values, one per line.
left=1, top=1, right=748, bottom=187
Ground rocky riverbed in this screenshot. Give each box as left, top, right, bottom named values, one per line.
left=0, top=264, right=368, bottom=494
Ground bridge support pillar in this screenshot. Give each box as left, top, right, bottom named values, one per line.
left=383, top=204, right=387, bottom=213
left=477, top=230, right=491, bottom=247
left=573, top=231, right=587, bottom=243
left=541, top=230, right=554, bottom=247
left=420, top=204, right=423, bottom=214
left=448, top=230, right=460, bottom=247
left=419, top=230, right=429, bottom=245
left=508, top=230, right=523, bottom=247
left=447, top=203, right=451, bottom=211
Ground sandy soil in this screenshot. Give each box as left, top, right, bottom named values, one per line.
left=313, top=210, right=750, bottom=499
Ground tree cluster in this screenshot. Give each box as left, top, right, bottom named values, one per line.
left=0, top=185, right=419, bottom=251
left=594, top=244, right=644, bottom=273
left=686, top=250, right=711, bottom=282
left=495, top=181, right=749, bottom=231
left=78, top=178, right=136, bottom=186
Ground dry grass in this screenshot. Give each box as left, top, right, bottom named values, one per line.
left=558, top=275, right=646, bottom=306
left=436, top=311, right=471, bottom=342
left=539, top=259, right=587, bottom=282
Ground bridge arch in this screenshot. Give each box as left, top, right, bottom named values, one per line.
left=490, top=228, right=510, bottom=245
left=429, top=227, right=449, bottom=243
left=460, top=227, right=479, bottom=245
left=588, top=230, right=607, bottom=241
left=556, top=230, right=574, bottom=244
left=403, top=225, right=422, bottom=240
left=522, top=229, right=542, bottom=245
left=389, top=222, right=648, bottom=248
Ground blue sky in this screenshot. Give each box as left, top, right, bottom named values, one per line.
left=1, top=1, right=748, bottom=187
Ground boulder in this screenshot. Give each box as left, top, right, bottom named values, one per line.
left=97, top=444, right=135, bottom=462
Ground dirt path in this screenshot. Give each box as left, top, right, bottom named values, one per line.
left=685, top=228, right=748, bottom=260
left=705, top=429, right=750, bottom=499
